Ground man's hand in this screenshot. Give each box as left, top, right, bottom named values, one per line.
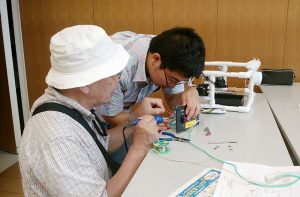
left=182, top=86, right=201, bottom=120
left=132, top=97, right=165, bottom=119
left=131, top=115, right=159, bottom=155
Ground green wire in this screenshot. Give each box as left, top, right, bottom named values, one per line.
left=161, top=118, right=300, bottom=188
left=188, top=142, right=300, bottom=188
left=187, top=128, right=192, bottom=140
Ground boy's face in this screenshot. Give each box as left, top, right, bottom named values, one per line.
left=146, top=52, right=190, bottom=88
left=161, top=67, right=190, bottom=88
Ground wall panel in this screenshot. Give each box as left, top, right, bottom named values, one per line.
left=19, top=0, right=299, bottom=106
left=217, top=0, right=288, bottom=65
left=216, top=0, right=288, bottom=86
left=284, top=0, right=300, bottom=81
left=19, top=0, right=94, bottom=105
left=153, top=0, right=218, bottom=61
left=93, top=0, right=153, bottom=35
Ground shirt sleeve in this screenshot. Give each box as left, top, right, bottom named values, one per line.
left=110, top=31, right=137, bottom=44
left=32, top=137, right=108, bottom=197
left=163, top=84, right=185, bottom=94
left=99, top=82, right=124, bottom=116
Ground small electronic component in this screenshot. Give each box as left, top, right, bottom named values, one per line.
left=153, top=140, right=169, bottom=153
left=201, top=108, right=226, bottom=114
left=175, top=106, right=199, bottom=133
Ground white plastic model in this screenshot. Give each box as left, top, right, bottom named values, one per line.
left=200, top=59, right=262, bottom=112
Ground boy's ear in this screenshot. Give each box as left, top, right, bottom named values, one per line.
left=150, top=53, right=162, bottom=68
left=80, top=85, right=90, bottom=95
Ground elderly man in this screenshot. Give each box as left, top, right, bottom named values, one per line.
left=19, top=25, right=163, bottom=196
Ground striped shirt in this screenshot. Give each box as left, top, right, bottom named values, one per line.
left=99, top=31, right=184, bottom=116
left=19, top=86, right=109, bottom=197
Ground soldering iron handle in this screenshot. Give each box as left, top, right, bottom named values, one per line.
left=153, top=115, right=163, bottom=124
left=130, top=115, right=163, bottom=126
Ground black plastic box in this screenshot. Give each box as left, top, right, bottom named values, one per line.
left=215, top=93, right=244, bottom=106
left=261, top=69, right=294, bottom=85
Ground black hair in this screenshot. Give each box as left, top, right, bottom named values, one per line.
left=148, top=27, right=205, bottom=78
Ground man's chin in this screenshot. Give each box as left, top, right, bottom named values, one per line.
left=103, top=93, right=114, bottom=104
left=102, top=99, right=111, bottom=104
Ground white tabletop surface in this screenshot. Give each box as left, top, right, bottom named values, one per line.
left=261, top=83, right=300, bottom=163
left=123, top=94, right=292, bottom=197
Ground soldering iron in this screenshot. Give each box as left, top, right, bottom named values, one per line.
left=126, top=115, right=163, bottom=128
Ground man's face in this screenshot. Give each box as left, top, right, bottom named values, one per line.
left=88, top=72, right=121, bottom=105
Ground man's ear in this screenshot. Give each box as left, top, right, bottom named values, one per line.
left=80, top=85, right=90, bottom=95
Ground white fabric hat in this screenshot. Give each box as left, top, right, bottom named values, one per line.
left=46, top=25, right=129, bottom=89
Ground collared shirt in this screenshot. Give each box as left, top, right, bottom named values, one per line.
left=19, top=86, right=109, bottom=197
left=99, top=31, right=184, bottom=116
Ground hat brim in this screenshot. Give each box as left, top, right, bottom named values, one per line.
left=46, top=44, right=129, bottom=89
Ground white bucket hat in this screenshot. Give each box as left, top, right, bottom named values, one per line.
left=46, top=25, right=129, bottom=89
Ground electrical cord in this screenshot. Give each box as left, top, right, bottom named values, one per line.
left=200, top=72, right=215, bottom=85
left=151, top=149, right=212, bottom=167
left=122, top=126, right=128, bottom=152
left=182, top=127, right=300, bottom=187
left=187, top=142, right=300, bottom=188
left=152, top=125, right=300, bottom=188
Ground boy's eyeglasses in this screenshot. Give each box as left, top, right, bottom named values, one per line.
left=163, top=66, right=195, bottom=87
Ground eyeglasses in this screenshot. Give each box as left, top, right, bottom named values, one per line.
left=163, top=66, right=170, bottom=87
left=178, top=77, right=195, bottom=85
left=163, top=66, right=194, bottom=87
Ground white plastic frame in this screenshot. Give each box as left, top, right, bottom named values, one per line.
left=200, top=59, right=262, bottom=112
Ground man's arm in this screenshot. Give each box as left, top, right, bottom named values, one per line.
left=106, top=115, right=159, bottom=197
left=103, top=112, right=130, bottom=127
left=106, top=146, right=147, bottom=196
left=103, top=97, right=166, bottom=126
left=107, top=124, right=133, bottom=153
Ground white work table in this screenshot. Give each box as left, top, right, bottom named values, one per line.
left=261, top=83, right=300, bottom=164
left=123, top=94, right=292, bottom=197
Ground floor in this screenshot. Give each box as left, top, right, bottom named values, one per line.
left=0, top=162, right=23, bottom=197
left=0, top=151, right=23, bottom=196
